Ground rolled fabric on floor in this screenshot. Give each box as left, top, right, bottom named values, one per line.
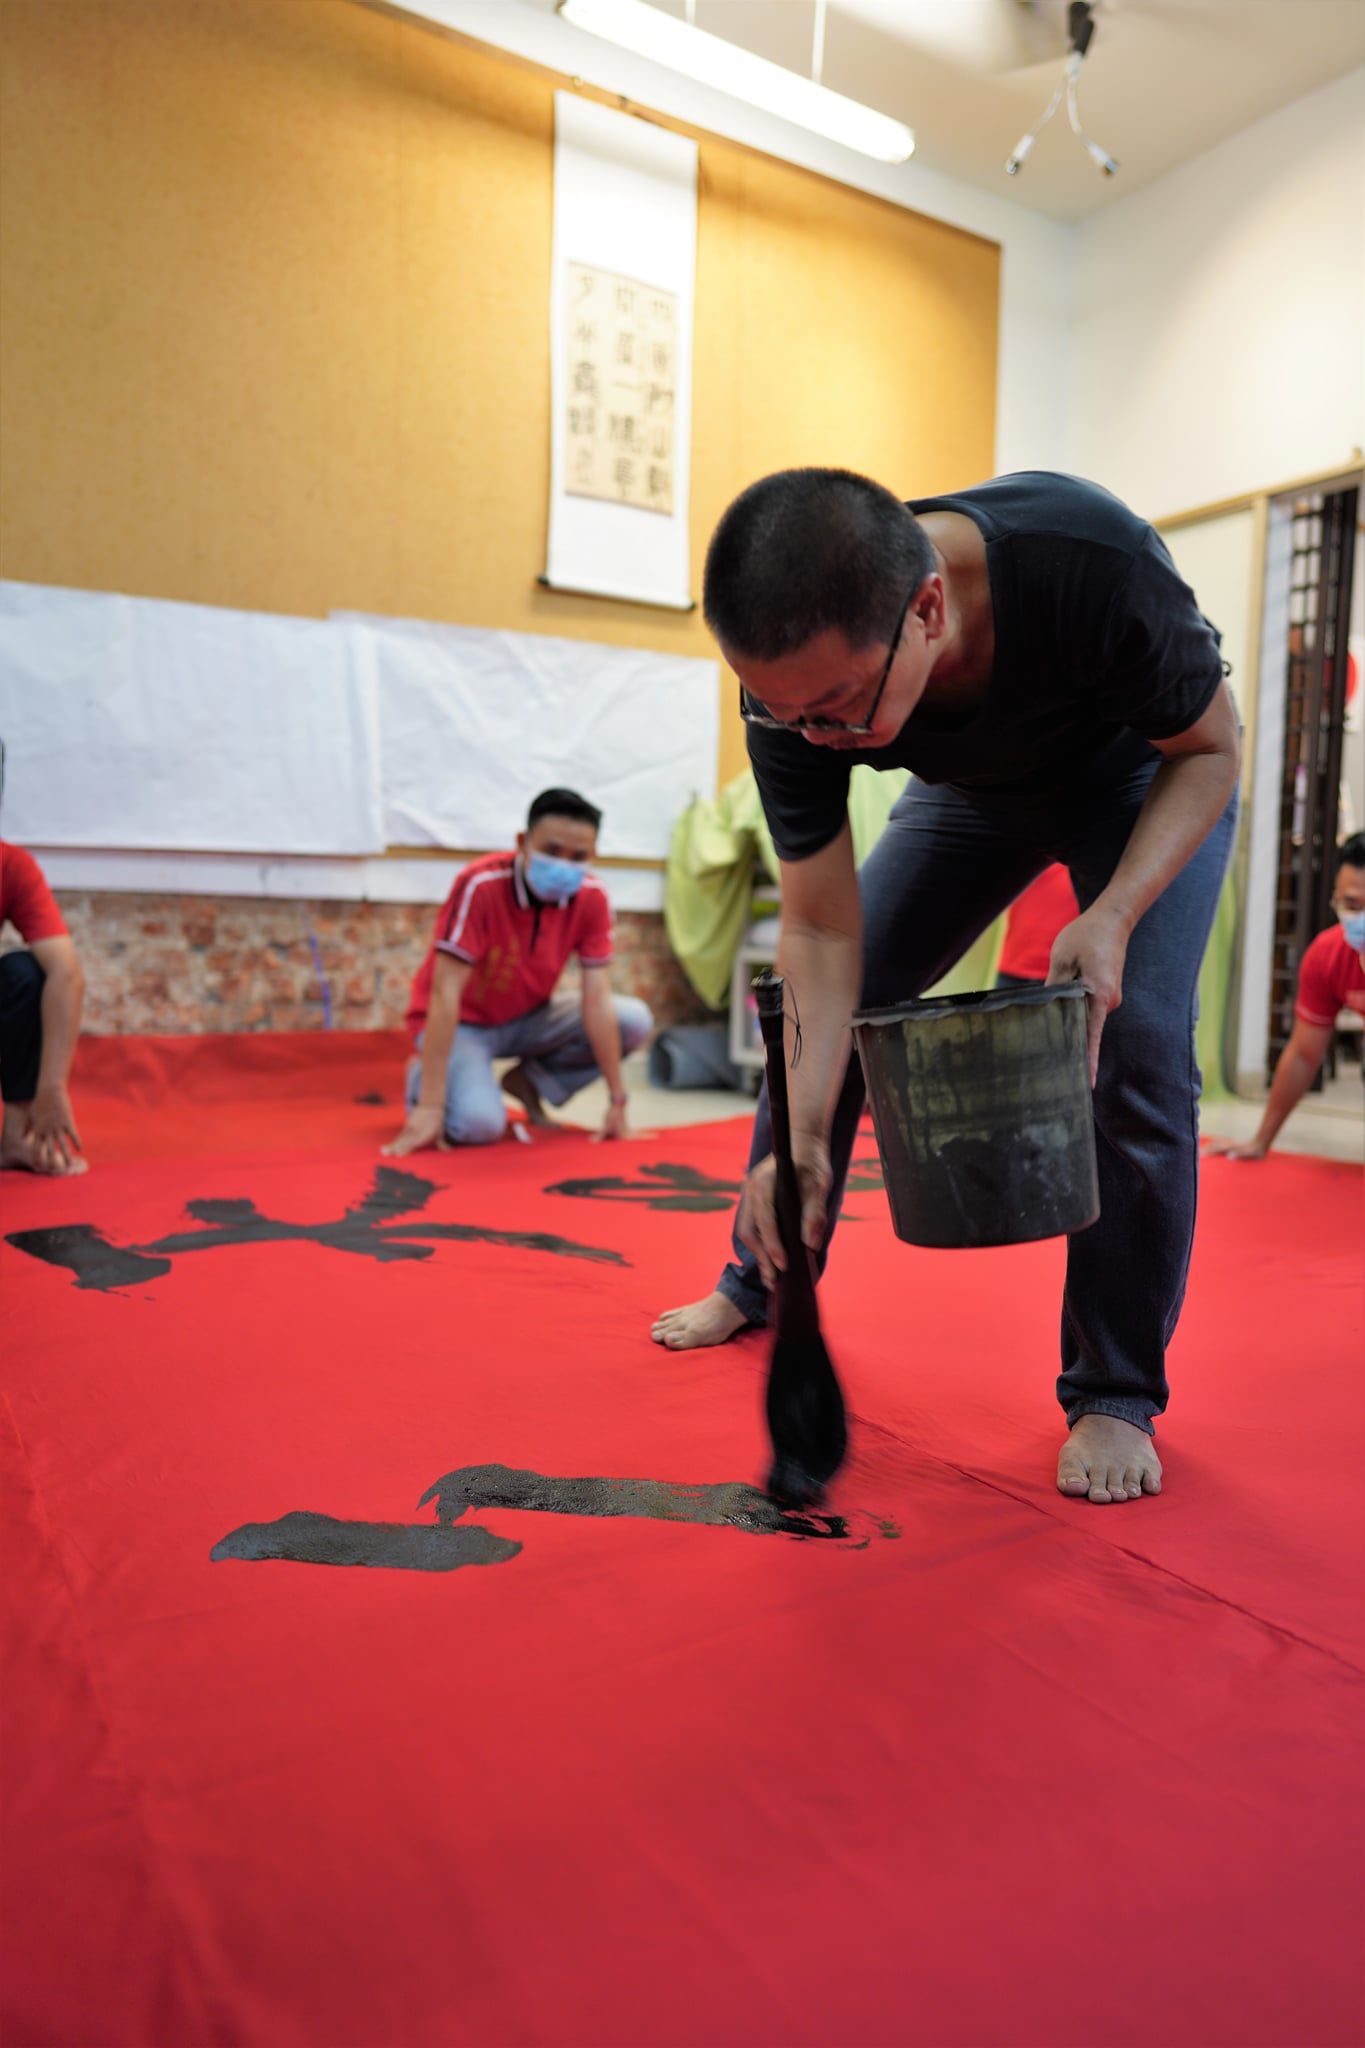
left=647, top=1022, right=746, bottom=1092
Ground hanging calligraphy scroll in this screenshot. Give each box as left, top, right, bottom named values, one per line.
left=546, top=96, right=696, bottom=609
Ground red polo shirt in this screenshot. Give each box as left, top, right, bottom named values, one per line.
left=406, top=852, right=614, bottom=1037
left=1295, top=924, right=1365, bottom=1028
left=0, top=842, right=68, bottom=943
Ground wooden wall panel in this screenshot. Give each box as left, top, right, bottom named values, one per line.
left=0, top=0, right=999, bottom=786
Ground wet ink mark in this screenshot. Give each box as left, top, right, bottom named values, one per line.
left=4, top=1222, right=173, bottom=1291
left=212, top=1465, right=901, bottom=1578
left=846, top=1152, right=884, bottom=1193
left=6, top=1165, right=629, bottom=1294
left=419, top=1462, right=855, bottom=1540
left=211, top=1510, right=521, bottom=1573
left=546, top=1154, right=883, bottom=1213
left=545, top=1162, right=743, bottom=1212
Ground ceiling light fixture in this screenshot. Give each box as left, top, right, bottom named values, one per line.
left=556, top=0, right=915, bottom=165
left=1005, top=2, right=1118, bottom=180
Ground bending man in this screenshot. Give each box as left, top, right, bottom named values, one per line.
left=652, top=468, right=1240, bottom=1506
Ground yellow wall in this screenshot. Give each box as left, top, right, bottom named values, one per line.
left=0, top=0, right=999, bottom=789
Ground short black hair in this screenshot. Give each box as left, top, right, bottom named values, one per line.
left=703, top=467, right=936, bottom=660
left=1337, top=830, right=1365, bottom=871
left=527, top=787, right=601, bottom=832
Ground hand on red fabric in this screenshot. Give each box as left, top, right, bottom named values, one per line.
left=1047, top=904, right=1131, bottom=1085
left=594, top=1100, right=628, bottom=1143
left=26, top=1083, right=84, bottom=1174
left=381, top=1104, right=444, bottom=1157
left=1203, top=1134, right=1269, bottom=1161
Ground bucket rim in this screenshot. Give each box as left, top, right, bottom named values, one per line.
left=851, top=981, right=1089, bottom=1028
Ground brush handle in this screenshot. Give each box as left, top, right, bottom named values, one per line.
left=753, top=970, right=812, bottom=1311
left=753, top=969, right=792, bottom=1164
left=751, top=979, right=846, bottom=1504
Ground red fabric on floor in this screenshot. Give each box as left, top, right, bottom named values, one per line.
left=69, top=1029, right=415, bottom=1157
left=3, top=1035, right=1362, bottom=2046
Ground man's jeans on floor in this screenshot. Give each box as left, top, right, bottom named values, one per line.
left=715, top=760, right=1239, bottom=1435
left=408, top=994, right=653, bottom=1144
left=0, top=950, right=45, bottom=1103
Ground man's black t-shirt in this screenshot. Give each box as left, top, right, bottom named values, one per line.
left=746, top=472, right=1226, bottom=862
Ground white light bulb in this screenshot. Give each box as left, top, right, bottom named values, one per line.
left=1005, top=132, right=1035, bottom=176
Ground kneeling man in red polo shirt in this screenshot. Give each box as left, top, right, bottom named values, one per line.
left=1, top=839, right=88, bottom=1174
left=1207, top=829, right=1365, bottom=1159
left=384, top=788, right=652, bottom=1156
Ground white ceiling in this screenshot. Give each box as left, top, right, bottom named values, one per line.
left=522, top=0, right=1365, bottom=219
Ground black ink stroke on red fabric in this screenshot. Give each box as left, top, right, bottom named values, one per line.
left=5, top=1166, right=628, bottom=1292
left=211, top=1463, right=901, bottom=1573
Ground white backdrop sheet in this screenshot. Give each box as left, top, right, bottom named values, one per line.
left=0, top=581, right=384, bottom=854
left=546, top=94, right=697, bottom=609
left=340, top=613, right=718, bottom=860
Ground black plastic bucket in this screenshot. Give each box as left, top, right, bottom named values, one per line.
left=850, top=983, right=1100, bottom=1249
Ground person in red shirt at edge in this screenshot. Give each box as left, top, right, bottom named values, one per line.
left=1207, top=829, right=1365, bottom=1160
left=994, top=863, right=1080, bottom=988
left=384, top=788, right=652, bottom=1157
left=0, top=838, right=88, bottom=1174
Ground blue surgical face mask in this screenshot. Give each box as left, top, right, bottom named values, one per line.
left=525, top=850, right=586, bottom=903
left=1339, top=908, right=1365, bottom=952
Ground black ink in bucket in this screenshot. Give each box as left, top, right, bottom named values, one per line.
left=850, top=982, right=1100, bottom=1249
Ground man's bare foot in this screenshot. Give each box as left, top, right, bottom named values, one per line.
left=501, top=1064, right=554, bottom=1126
left=651, top=1291, right=755, bottom=1349
left=1057, top=1414, right=1162, bottom=1504
left=0, top=1130, right=89, bottom=1176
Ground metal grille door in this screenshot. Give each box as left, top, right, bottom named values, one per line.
left=1267, top=485, right=1359, bottom=1078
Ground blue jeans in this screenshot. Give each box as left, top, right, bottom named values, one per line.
left=716, top=761, right=1239, bottom=1434
left=409, top=993, right=653, bottom=1144
left=0, top=951, right=45, bottom=1102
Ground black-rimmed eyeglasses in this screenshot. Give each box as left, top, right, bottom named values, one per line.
left=738, top=583, right=916, bottom=735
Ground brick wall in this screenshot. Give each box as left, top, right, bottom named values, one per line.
left=10, top=893, right=710, bottom=1036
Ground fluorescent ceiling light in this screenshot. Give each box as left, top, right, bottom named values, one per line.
left=556, top=0, right=915, bottom=165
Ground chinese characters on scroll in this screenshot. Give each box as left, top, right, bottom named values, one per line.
left=564, top=263, right=677, bottom=516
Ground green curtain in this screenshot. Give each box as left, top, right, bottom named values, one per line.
left=663, top=772, right=773, bottom=1012
left=664, top=768, right=1233, bottom=1069
left=664, top=765, right=1001, bottom=1010
left=1195, top=867, right=1240, bottom=1102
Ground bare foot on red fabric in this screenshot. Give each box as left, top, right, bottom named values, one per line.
left=0, top=1128, right=90, bottom=1176
left=651, top=1291, right=752, bottom=1349
left=501, top=1064, right=555, bottom=1127
left=1057, top=1415, right=1162, bottom=1504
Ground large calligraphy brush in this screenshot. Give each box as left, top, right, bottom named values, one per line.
left=753, top=969, right=848, bottom=1507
